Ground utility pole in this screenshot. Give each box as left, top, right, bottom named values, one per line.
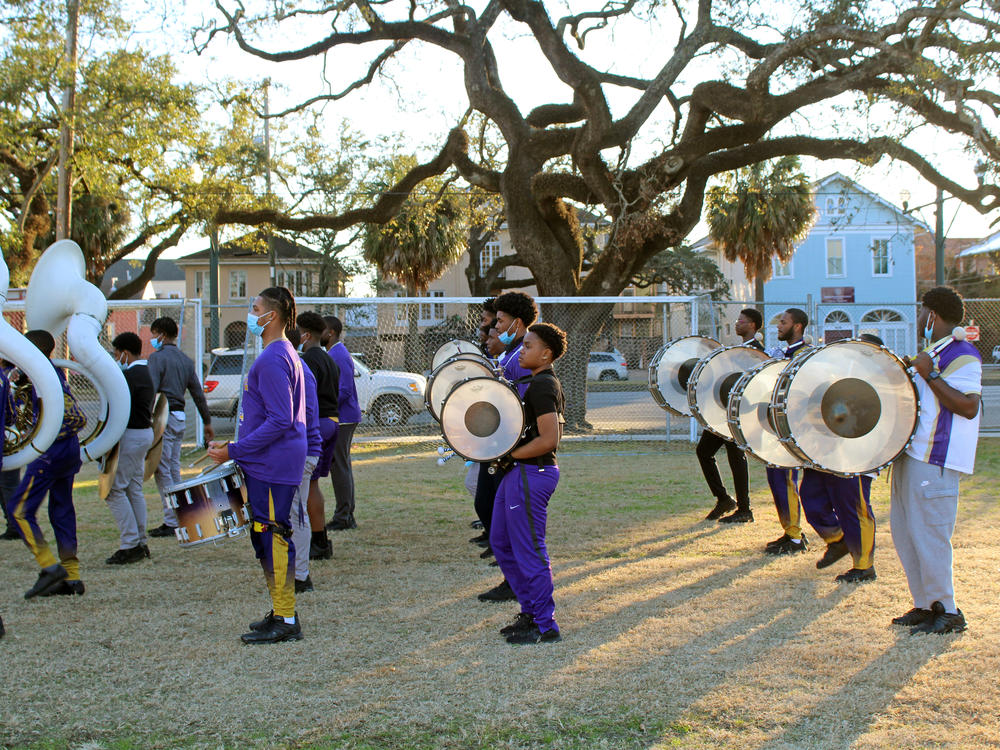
left=263, top=79, right=275, bottom=286
left=56, top=0, right=80, bottom=240
left=209, top=225, right=221, bottom=349
left=935, top=187, right=945, bottom=286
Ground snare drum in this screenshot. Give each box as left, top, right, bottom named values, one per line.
left=165, top=461, right=250, bottom=547
left=726, top=359, right=802, bottom=468
left=432, top=339, right=485, bottom=371
left=426, top=355, right=496, bottom=421
left=440, top=377, right=525, bottom=462
left=647, top=336, right=720, bottom=416
left=769, top=339, right=919, bottom=476
left=687, top=345, right=769, bottom=437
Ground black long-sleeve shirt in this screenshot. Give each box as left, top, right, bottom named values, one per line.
left=302, top=346, right=340, bottom=419
left=124, top=361, right=154, bottom=429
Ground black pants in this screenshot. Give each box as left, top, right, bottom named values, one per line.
left=0, top=469, right=21, bottom=531
left=330, top=422, right=357, bottom=524
left=695, top=430, right=750, bottom=510
left=474, top=462, right=501, bottom=534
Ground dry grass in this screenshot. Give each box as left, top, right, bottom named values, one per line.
left=2, top=440, right=1000, bottom=750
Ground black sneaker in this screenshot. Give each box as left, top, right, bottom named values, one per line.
left=767, top=536, right=808, bottom=555
left=706, top=497, right=737, bottom=520
left=765, top=533, right=792, bottom=550
left=891, top=607, right=933, bottom=626
left=348, top=515, right=358, bottom=529
left=24, top=564, right=68, bottom=599
left=249, top=610, right=278, bottom=632
left=295, top=576, right=314, bottom=593
left=325, top=519, right=352, bottom=531
left=478, top=580, right=516, bottom=602
left=911, top=601, right=967, bottom=635
left=488, top=560, right=499, bottom=567
left=835, top=567, right=876, bottom=583
left=470, top=520, right=484, bottom=530
left=816, top=539, right=849, bottom=569
left=499, top=612, right=534, bottom=636
left=241, top=615, right=303, bottom=644
left=1, top=526, right=20, bottom=540
left=41, top=579, right=85, bottom=596
left=309, top=539, right=332, bottom=560
left=470, top=532, right=488, bottom=544
left=106, top=546, right=145, bottom=565
left=479, top=546, right=494, bottom=559
left=506, top=626, right=561, bottom=644
left=148, top=524, right=177, bottom=538
left=719, top=509, right=754, bottom=524
left=139, top=543, right=151, bottom=558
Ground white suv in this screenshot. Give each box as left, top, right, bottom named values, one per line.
left=587, top=351, right=628, bottom=381
left=203, top=348, right=427, bottom=426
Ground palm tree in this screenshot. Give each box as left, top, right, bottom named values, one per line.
left=705, top=156, right=816, bottom=303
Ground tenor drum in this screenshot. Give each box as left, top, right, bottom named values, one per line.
left=726, top=359, right=802, bottom=468
left=440, top=377, right=525, bottom=462
left=165, top=461, right=250, bottom=547
left=432, top=340, right=486, bottom=371
left=687, top=345, right=770, bottom=437
left=426, top=355, right=496, bottom=421
left=647, top=336, right=720, bottom=416
left=769, top=339, right=919, bottom=476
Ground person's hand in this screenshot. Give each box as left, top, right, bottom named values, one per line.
left=910, top=351, right=933, bottom=379
left=206, top=440, right=230, bottom=464
left=203, top=423, right=215, bottom=443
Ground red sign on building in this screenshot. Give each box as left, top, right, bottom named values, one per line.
left=821, top=286, right=855, bottom=303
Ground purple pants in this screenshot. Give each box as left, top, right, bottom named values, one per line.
left=800, top=469, right=876, bottom=568
left=311, top=418, right=339, bottom=480
left=490, top=463, right=560, bottom=633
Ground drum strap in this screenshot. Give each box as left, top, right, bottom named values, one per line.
left=251, top=521, right=293, bottom=539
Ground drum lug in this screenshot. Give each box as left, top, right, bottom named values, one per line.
left=195, top=523, right=202, bottom=539
left=175, top=527, right=189, bottom=542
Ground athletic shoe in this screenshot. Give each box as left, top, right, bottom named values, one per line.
left=835, top=567, right=876, bottom=583
left=765, top=533, right=792, bottom=550
left=891, top=607, right=933, bottom=626
left=24, top=564, right=68, bottom=599
left=241, top=615, right=303, bottom=644
left=1, top=526, right=20, bottom=540
left=41, top=580, right=85, bottom=596
left=706, top=497, right=737, bottom=520
left=506, top=626, right=561, bottom=644
left=479, top=546, right=494, bottom=559
left=326, top=520, right=352, bottom=531
left=140, top=544, right=151, bottom=558
left=470, top=520, right=484, bottom=529
left=718, top=509, right=754, bottom=524
left=249, top=610, right=278, bottom=632
left=910, top=601, right=967, bottom=635
left=348, top=515, right=358, bottom=529
left=488, top=560, right=499, bottom=567
left=148, top=523, right=177, bottom=538
left=470, top=532, right=488, bottom=544
left=499, top=612, right=534, bottom=636
left=295, top=576, right=314, bottom=593
left=816, top=539, right=849, bottom=569
left=106, top=546, right=145, bottom=565
left=309, top=539, right=333, bottom=560
left=478, top=580, right=516, bottom=602
left=767, top=536, right=808, bottom=555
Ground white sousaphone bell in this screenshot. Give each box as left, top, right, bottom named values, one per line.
left=26, top=240, right=130, bottom=463
left=0, top=252, right=66, bottom=469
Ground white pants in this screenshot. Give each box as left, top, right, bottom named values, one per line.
left=890, top=453, right=961, bottom=613
left=106, top=428, right=154, bottom=549
left=154, top=411, right=186, bottom=527
left=292, top=456, right=319, bottom=582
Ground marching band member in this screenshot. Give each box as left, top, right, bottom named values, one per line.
left=147, top=316, right=215, bottom=538
left=322, top=315, right=362, bottom=531
left=492, top=323, right=567, bottom=644
left=891, top=286, right=981, bottom=634
left=208, top=287, right=308, bottom=644
left=701, top=308, right=765, bottom=524
left=478, top=291, right=537, bottom=603
left=8, top=330, right=87, bottom=598
left=105, top=332, right=155, bottom=565
left=0, top=359, right=19, bottom=541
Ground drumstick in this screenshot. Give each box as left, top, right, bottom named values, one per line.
left=187, top=451, right=212, bottom=468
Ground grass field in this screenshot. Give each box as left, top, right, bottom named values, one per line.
left=2, top=440, right=1000, bottom=749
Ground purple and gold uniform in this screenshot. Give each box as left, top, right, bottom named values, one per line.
left=800, top=469, right=876, bottom=569
left=490, top=369, right=564, bottom=635
left=8, top=366, right=86, bottom=580
left=765, top=340, right=809, bottom=541
left=228, top=340, right=307, bottom=620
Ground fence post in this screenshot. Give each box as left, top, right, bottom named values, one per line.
left=193, top=298, right=204, bottom=446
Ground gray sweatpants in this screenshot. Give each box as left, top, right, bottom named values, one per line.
left=154, top=411, right=186, bottom=527
left=107, top=428, right=155, bottom=549
left=890, top=453, right=961, bottom=613
left=293, top=455, right=319, bottom=582
left=330, top=422, right=357, bottom=524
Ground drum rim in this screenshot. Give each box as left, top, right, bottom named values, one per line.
left=688, top=345, right=769, bottom=437
left=647, top=335, right=720, bottom=416
left=426, top=356, right=496, bottom=419
left=431, top=339, right=484, bottom=370
left=727, top=358, right=802, bottom=467
left=439, top=376, right=525, bottom=461
left=167, top=460, right=242, bottom=493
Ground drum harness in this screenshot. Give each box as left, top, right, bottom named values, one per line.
left=251, top=519, right=293, bottom=539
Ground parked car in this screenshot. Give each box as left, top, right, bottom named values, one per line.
left=993, top=344, right=1000, bottom=364
left=587, top=351, right=628, bottom=381
left=203, top=348, right=427, bottom=426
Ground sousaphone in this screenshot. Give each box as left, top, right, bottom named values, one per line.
left=647, top=336, right=720, bottom=416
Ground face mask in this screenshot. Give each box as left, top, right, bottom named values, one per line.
left=150, top=337, right=163, bottom=351
left=116, top=354, right=127, bottom=370
left=923, top=312, right=935, bottom=344
left=497, top=319, right=517, bottom=346
left=247, top=312, right=272, bottom=337
left=296, top=344, right=304, bottom=354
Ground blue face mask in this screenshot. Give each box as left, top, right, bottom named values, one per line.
left=150, top=337, right=163, bottom=351
left=247, top=312, right=271, bottom=337
left=923, top=312, right=935, bottom=344
left=497, top=319, right=517, bottom=346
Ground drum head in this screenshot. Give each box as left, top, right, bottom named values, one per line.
left=440, top=377, right=525, bottom=462
left=648, top=336, right=720, bottom=416
left=728, top=359, right=801, bottom=468
left=771, top=339, right=919, bottom=475
left=688, top=345, right=769, bottom=437
left=168, top=459, right=240, bottom=494
left=427, top=356, right=495, bottom=421
left=432, top=340, right=484, bottom=371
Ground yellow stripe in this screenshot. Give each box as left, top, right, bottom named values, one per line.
left=855, top=476, right=876, bottom=570
left=267, top=488, right=295, bottom=618
left=785, top=472, right=802, bottom=539
left=941, top=354, right=979, bottom=378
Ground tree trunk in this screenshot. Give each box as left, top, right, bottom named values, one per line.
left=405, top=281, right=421, bottom=371
left=754, top=276, right=765, bottom=306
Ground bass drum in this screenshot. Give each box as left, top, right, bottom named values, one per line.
left=647, top=336, right=720, bottom=416
left=432, top=340, right=486, bottom=371
left=769, top=339, right=919, bottom=476
left=426, top=355, right=495, bottom=421
left=440, top=377, right=525, bottom=462
left=727, top=359, right=802, bottom=468
left=687, top=345, right=769, bottom=438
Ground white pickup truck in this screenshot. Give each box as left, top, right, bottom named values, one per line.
left=204, top=348, right=426, bottom=426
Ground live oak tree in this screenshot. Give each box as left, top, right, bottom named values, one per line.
left=201, top=0, right=1000, bottom=426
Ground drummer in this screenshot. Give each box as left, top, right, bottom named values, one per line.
left=491, top=322, right=567, bottom=644
left=479, top=297, right=497, bottom=357
left=208, top=287, right=308, bottom=644
left=764, top=308, right=811, bottom=555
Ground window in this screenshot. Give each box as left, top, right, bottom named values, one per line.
left=276, top=269, right=312, bottom=296
left=872, top=239, right=891, bottom=276
left=420, top=291, right=444, bottom=323
left=825, top=195, right=847, bottom=216
left=826, top=238, right=845, bottom=277
left=228, top=270, right=247, bottom=301
left=480, top=241, right=505, bottom=279
left=195, top=270, right=208, bottom=299
left=772, top=256, right=793, bottom=278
